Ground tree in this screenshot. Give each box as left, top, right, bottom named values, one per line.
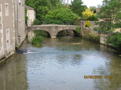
left=70, top=0, right=87, bottom=16
left=45, top=8, right=79, bottom=24
left=94, top=0, right=121, bottom=51
left=94, top=0, right=121, bottom=33
left=82, top=8, right=95, bottom=18
left=25, top=0, right=65, bottom=21
left=89, top=6, right=97, bottom=12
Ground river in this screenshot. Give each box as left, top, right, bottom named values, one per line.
left=0, top=36, right=121, bottom=90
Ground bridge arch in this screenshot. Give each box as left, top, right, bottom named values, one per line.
left=33, top=30, right=51, bottom=37
left=57, top=29, right=78, bottom=37
left=27, top=25, right=80, bottom=38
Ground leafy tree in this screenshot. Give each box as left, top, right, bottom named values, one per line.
left=106, top=33, right=121, bottom=51
left=93, top=0, right=121, bottom=33
left=89, top=6, right=97, bottom=12
left=93, top=0, right=121, bottom=51
left=45, top=8, right=79, bottom=23
left=25, top=0, right=64, bottom=21
left=70, top=0, right=87, bottom=16
left=82, top=8, right=95, bottom=19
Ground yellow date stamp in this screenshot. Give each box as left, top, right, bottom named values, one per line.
left=84, top=75, right=113, bottom=79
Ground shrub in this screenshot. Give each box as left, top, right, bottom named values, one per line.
left=82, top=8, right=95, bottom=18
left=87, top=15, right=98, bottom=21
left=31, top=36, right=43, bottom=45
left=85, top=20, right=91, bottom=27
left=106, top=33, right=121, bottom=51
left=89, top=33, right=100, bottom=42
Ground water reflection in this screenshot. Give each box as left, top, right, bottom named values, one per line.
left=0, top=54, right=28, bottom=90
left=0, top=36, right=121, bottom=90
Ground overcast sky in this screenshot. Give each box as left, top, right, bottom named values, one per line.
left=82, top=0, right=103, bottom=8
left=65, top=0, right=103, bottom=8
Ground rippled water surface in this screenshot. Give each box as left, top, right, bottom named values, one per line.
left=0, top=36, right=121, bottom=90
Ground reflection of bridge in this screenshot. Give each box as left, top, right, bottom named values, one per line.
left=26, top=24, right=79, bottom=38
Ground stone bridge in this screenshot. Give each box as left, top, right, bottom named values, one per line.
left=26, top=24, right=79, bottom=38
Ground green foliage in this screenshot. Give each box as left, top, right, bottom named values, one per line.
left=89, top=33, right=100, bottom=42
left=85, top=20, right=91, bottom=27
left=93, top=0, right=121, bottom=34
left=45, top=8, right=79, bottom=24
left=75, top=26, right=81, bottom=36
left=34, top=30, right=49, bottom=37
left=33, top=19, right=41, bottom=25
left=106, top=33, right=121, bottom=51
left=70, top=0, right=87, bottom=16
left=25, top=0, right=66, bottom=21
left=87, top=15, right=98, bottom=21
left=25, top=8, right=28, bottom=24
left=89, top=6, right=97, bottom=12
left=83, top=33, right=100, bottom=42
left=82, top=8, right=95, bottom=18
left=31, top=36, right=43, bottom=45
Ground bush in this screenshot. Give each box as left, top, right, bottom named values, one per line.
left=85, top=20, right=91, bottom=27
left=31, top=36, right=43, bottom=45
left=87, top=15, right=98, bottom=21
left=106, top=33, right=121, bottom=51
left=89, top=33, right=100, bottom=42
left=75, top=26, right=81, bottom=36
left=82, top=8, right=95, bottom=18
left=45, top=8, right=79, bottom=24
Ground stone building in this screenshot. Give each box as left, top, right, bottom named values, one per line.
left=14, top=0, right=26, bottom=47
left=0, top=0, right=26, bottom=60
left=0, top=0, right=15, bottom=59
left=25, top=5, right=36, bottom=26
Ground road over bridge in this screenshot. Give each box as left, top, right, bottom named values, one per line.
left=26, top=24, right=80, bottom=38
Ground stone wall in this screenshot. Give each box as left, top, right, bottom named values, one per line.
left=0, top=0, right=15, bottom=60
left=80, top=20, right=117, bottom=47
left=80, top=21, right=99, bottom=36
left=14, top=0, right=26, bottom=47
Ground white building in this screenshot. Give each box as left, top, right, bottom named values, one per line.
left=25, top=5, right=36, bottom=26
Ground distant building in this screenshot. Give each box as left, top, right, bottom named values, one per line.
left=25, top=5, right=36, bottom=26
left=0, top=0, right=15, bottom=59
left=94, top=8, right=100, bottom=13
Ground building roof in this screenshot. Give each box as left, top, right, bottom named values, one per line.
left=94, top=8, right=100, bottom=13
left=25, top=5, right=35, bottom=10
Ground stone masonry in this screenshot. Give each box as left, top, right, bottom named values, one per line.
left=27, top=25, right=79, bottom=38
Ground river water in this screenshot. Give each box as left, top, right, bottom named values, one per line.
left=0, top=36, right=121, bottom=90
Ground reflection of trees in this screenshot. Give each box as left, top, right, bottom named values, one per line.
left=56, top=54, right=83, bottom=66
left=93, top=54, right=121, bottom=90
left=81, top=39, right=100, bottom=50
left=57, top=36, right=82, bottom=43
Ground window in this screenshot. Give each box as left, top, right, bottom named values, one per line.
left=6, top=29, right=10, bottom=44
left=5, top=3, right=9, bottom=16
left=19, top=0, right=21, bottom=4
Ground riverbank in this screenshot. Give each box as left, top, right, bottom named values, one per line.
left=0, top=52, right=15, bottom=67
